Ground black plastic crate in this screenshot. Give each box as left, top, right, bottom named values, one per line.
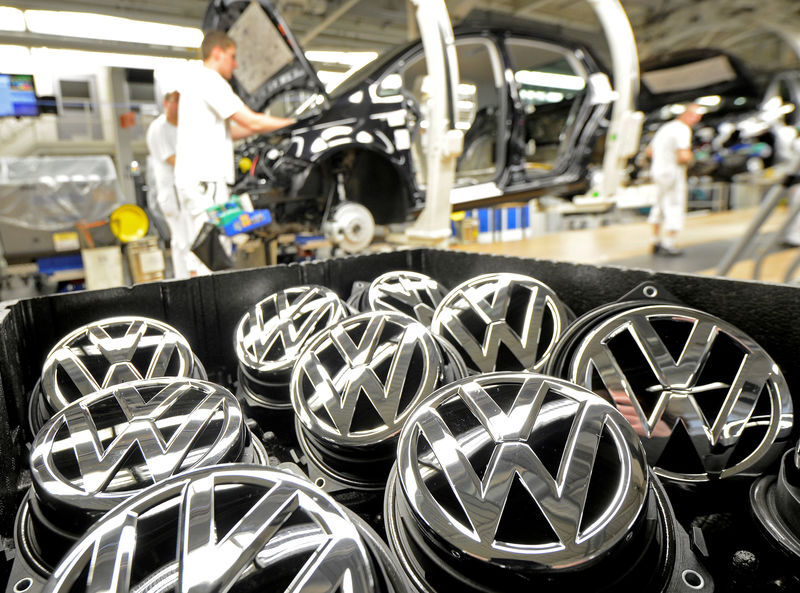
left=1, top=248, right=799, bottom=591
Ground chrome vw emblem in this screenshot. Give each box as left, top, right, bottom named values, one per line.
left=395, top=372, right=648, bottom=567
left=291, top=311, right=445, bottom=445
left=31, top=379, right=245, bottom=512
left=567, top=304, right=793, bottom=482
left=44, top=466, right=376, bottom=593
left=236, top=285, right=349, bottom=375
left=366, top=271, right=448, bottom=325
left=431, top=273, right=569, bottom=373
left=40, top=316, right=200, bottom=412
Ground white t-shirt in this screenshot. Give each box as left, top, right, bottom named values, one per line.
left=175, top=65, right=244, bottom=185
left=650, top=118, right=692, bottom=183
left=146, top=113, right=177, bottom=197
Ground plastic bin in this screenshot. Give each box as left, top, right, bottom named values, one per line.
left=1, top=248, right=799, bottom=589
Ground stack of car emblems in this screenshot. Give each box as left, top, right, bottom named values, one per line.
left=13, top=274, right=800, bottom=593
left=358, top=270, right=449, bottom=326
left=11, top=379, right=267, bottom=591
left=234, top=285, right=350, bottom=417
left=431, top=272, right=572, bottom=374
left=41, top=466, right=408, bottom=593
left=547, top=289, right=793, bottom=483
left=750, top=438, right=800, bottom=561
left=291, top=311, right=465, bottom=490
left=384, top=372, right=712, bottom=592
left=29, top=316, right=207, bottom=433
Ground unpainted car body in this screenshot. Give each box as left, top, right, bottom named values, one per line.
left=204, top=1, right=612, bottom=230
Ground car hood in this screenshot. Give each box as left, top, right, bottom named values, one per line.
left=202, top=0, right=327, bottom=112
left=638, top=48, right=760, bottom=112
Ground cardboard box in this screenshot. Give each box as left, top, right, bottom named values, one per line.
left=80, top=246, right=124, bottom=290
left=126, top=237, right=165, bottom=284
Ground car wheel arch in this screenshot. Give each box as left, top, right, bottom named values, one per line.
left=308, top=146, right=413, bottom=225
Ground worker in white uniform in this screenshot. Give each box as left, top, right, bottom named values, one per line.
left=647, top=103, right=703, bottom=256
left=773, top=117, right=800, bottom=247
left=174, top=30, right=294, bottom=276
left=146, top=90, right=189, bottom=279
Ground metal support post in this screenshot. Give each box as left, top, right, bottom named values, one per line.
left=587, top=0, right=643, bottom=200
left=716, top=157, right=800, bottom=276
left=404, top=0, right=462, bottom=245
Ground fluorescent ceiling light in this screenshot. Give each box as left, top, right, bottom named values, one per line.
left=30, top=47, right=189, bottom=71
left=515, top=70, right=585, bottom=91
left=305, top=50, right=377, bottom=68
left=0, top=44, right=30, bottom=64
left=0, top=7, right=25, bottom=31
left=24, top=10, right=202, bottom=47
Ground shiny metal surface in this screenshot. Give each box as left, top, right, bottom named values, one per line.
left=750, top=447, right=800, bottom=558
left=395, top=372, right=649, bottom=569
left=322, top=201, right=376, bottom=253
left=44, top=465, right=380, bottom=593
left=567, top=304, right=794, bottom=482
left=30, top=379, right=248, bottom=513
left=431, top=273, right=570, bottom=373
left=39, top=317, right=202, bottom=413
left=366, top=271, right=448, bottom=326
left=292, top=311, right=446, bottom=446
left=235, top=285, right=349, bottom=379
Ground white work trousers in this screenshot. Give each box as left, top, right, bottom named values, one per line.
left=175, top=180, right=230, bottom=277
left=153, top=186, right=190, bottom=280
left=648, top=171, right=688, bottom=232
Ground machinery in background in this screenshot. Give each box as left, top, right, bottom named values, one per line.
left=205, top=1, right=617, bottom=252
left=632, top=49, right=793, bottom=184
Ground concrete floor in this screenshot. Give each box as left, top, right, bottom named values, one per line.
left=451, top=206, right=800, bottom=284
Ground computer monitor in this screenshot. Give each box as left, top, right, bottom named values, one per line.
left=0, top=74, right=39, bottom=117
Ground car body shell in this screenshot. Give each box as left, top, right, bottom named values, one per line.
left=205, top=2, right=612, bottom=224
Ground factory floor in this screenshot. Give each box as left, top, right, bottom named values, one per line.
left=451, top=205, right=799, bottom=284
left=2, top=204, right=797, bottom=305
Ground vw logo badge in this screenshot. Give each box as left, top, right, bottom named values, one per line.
left=36, top=317, right=205, bottom=429
left=365, top=270, right=448, bottom=326
left=31, top=378, right=257, bottom=513
left=235, top=285, right=349, bottom=409
left=431, top=273, right=570, bottom=374
left=14, top=379, right=267, bottom=583
left=391, top=372, right=649, bottom=570
left=292, top=311, right=447, bottom=446
left=291, top=311, right=459, bottom=488
left=566, top=304, right=793, bottom=482
left=43, top=465, right=404, bottom=593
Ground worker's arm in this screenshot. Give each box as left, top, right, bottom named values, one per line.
left=677, top=148, right=693, bottom=164
left=165, top=154, right=175, bottom=167
left=230, top=121, right=254, bottom=140
left=230, top=105, right=294, bottom=139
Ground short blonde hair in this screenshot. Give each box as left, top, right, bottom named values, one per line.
left=201, top=30, right=235, bottom=60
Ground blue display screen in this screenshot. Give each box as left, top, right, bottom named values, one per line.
left=0, top=74, right=39, bottom=117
